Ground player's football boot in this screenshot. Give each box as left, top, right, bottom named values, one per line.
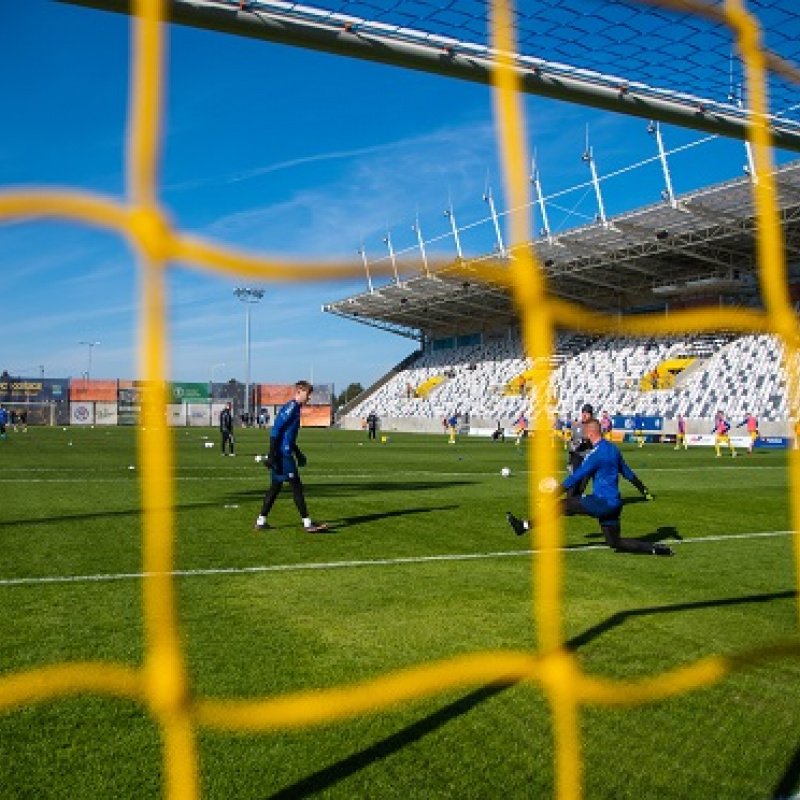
left=506, top=512, right=528, bottom=536
left=652, top=544, right=674, bottom=556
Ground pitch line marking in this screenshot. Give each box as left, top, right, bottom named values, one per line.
left=0, top=530, right=794, bottom=588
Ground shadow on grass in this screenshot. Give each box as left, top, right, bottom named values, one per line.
left=582, top=526, right=681, bottom=544
left=227, top=479, right=477, bottom=501
left=330, top=505, right=460, bottom=529
left=267, top=683, right=512, bottom=799
left=566, top=589, right=797, bottom=652
left=773, top=734, right=800, bottom=800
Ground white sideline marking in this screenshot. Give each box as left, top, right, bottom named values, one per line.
left=0, top=530, right=794, bottom=588
left=0, top=463, right=789, bottom=483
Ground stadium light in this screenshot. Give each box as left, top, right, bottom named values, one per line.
left=382, top=232, right=400, bottom=285
left=530, top=151, right=553, bottom=244
left=444, top=204, right=463, bottom=260
left=233, top=288, right=264, bottom=425
left=581, top=130, right=608, bottom=227
left=482, top=187, right=507, bottom=258
left=78, top=341, right=100, bottom=383
left=358, top=244, right=374, bottom=293
left=647, top=120, right=677, bottom=208
left=412, top=216, right=430, bottom=276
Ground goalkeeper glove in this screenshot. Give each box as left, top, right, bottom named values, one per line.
left=295, top=448, right=307, bottom=468
left=264, top=440, right=279, bottom=469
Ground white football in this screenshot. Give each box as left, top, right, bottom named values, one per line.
left=254, top=454, right=262, bottom=463
left=501, top=467, right=511, bottom=477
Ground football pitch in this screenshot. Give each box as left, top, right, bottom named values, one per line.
left=1, top=425, right=799, bottom=799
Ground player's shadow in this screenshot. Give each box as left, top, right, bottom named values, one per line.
left=267, top=683, right=512, bottom=799
left=227, top=480, right=476, bottom=502
left=565, top=589, right=797, bottom=652
left=584, top=526, right=682, bottom=543
left=333, top=505, right=459, bottom=528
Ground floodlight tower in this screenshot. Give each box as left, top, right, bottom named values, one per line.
left=530, top=151, right=553, bottom=244
left=444, top=204, right=463, bottom=260
left=647, top=120, right=677, bottom=208
left=582, top=127, right=608, bottom=227
left=483, top=186, right=507, bottom=258
left=78, top=341, right=100, bottom=383
left=358, top=244, right=374, bottom=293
left=382, top=231, right=400, bottom=285
left=412, top=215, right=430, bottom=276
left=233, top=287, right=264, bottom=425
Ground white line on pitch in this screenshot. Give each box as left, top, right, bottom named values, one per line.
left=0, top=530, right=794, bottom=588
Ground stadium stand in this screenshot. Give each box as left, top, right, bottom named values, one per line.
left=344, top=331, right=795, bottom=435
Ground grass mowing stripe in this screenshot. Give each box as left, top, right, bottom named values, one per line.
left=1, top=529, right=792, bottom=588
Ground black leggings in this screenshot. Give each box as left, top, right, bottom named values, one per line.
left=563, top=496, right=653, bottom=554
left=260, top=477, right=308, bottom=519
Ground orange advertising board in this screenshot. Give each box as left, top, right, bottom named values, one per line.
left=258, top=384, right=294, bottom=405
left=301, top=405, right=331, bottom=427
left=69, top=379, right=118, bottom=402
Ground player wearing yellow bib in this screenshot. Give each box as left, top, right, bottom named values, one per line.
left=674, top=414, right=687, bottom=450
left=713, top=411, right=737, bottom=458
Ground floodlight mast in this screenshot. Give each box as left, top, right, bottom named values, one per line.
left=233, top=288, right=264, bottom=425
left=444, top=205, right=463, bottom=260
left=483, top=186, right=507, bottom=258
left=358, top=244, right=374, bottom=293
left=530, top=151, right=552, bottom=244
left=78, top=340, right=100, bottom=383
left=648, top=120, right=677, bottom=208
left=412, top=215, right=430, bottom=276
left=382, top=232, right=400, bottom=285
left=582, top=130, right=608, bottom=227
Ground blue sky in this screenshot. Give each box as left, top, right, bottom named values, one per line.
left=1, top=0, right=794, bottom=392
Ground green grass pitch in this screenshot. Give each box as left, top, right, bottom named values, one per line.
left=1, top=424, right=799, bottom=799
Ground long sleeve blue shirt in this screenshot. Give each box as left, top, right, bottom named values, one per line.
left=562, top=438, right=639, bottom=503
left=270, top=399, right=301, bottom=456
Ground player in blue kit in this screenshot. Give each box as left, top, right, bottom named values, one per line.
left=507, top=418, right=672, bottom=555
left=254, top=380, right=328, bottom=533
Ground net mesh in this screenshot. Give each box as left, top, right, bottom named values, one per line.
left=1, top=1, right=800, bottom=799
left=236, top=0, right=800, bottom=129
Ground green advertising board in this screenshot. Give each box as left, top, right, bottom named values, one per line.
left=168, top=382, right=210, bottom=403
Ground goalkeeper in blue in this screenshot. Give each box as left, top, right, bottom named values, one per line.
left=507, top=417, right=672, bottom=555
left=254, top=380, right=328, bottom=533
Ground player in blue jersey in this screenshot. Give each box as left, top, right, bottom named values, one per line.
left=254, top=380, right=328, bottom=533
left=507, top=417, right=672, bottom=555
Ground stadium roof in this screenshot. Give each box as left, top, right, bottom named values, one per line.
left=322, top=159, right=800, bottom=340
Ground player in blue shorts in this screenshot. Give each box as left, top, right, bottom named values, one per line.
left=507, top=417, right=672, bottom=555
left=254, top=380, right=328, bottom=533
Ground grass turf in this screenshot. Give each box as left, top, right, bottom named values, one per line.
left=1, top=425, right=799, bottom=799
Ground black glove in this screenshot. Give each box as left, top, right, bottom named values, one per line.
left=265, top=440, right=279, bottom=469
left=295, top=448, right=307, bottom=468
left=630, top=476, right=654, bottom=500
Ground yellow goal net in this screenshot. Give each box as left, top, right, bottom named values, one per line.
left=1, top=2, right=800, bottom=799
